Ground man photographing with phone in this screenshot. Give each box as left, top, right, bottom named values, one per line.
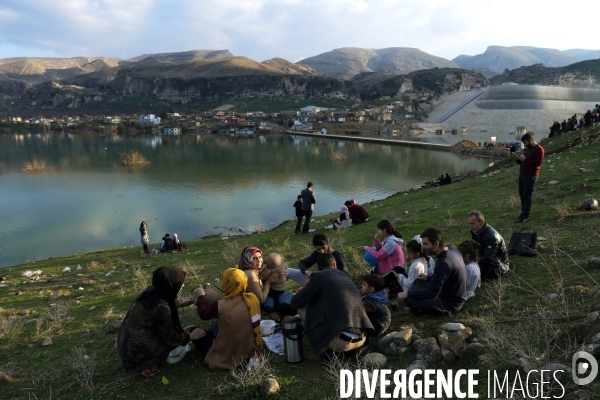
left=514, top=133, right=544, bottom=223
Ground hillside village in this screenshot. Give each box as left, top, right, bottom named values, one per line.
left=0, top=87, right=448, bottom=139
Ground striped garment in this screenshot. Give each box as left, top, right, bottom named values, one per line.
left=140, top=227, right=150, bottom=245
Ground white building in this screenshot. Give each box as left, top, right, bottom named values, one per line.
left=138, top=114, right=161, bottom=126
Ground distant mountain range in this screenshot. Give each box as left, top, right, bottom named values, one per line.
left=3, top=46, right=600, bottom=85
left=297, top=47, right=459, bottom=80
left=453, top=46, right=600, bottom=76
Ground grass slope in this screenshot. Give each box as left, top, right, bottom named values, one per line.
left=1, top=129, right=600, bottom=399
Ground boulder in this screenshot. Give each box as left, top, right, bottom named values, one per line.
left=457, top=343, right=486, bottom=360
left=583, top=344, right=600, bottom=358
left=591, top=332, right=600, bottom=343
left=261, top=378, right=280, bottom=395
left=406, top=359, right=428, bottom=374
left=439, top=323, right=465, bottom=333
left=569, top=311, right=600, bottom=342
left=579, top=199, right=599, bottom=211
left=412, top=338, right=443, bottom=365
left=378, top=329, right=413, bottom=355
left=588, top=257, right=600, bottom=269
left=363, top=353, right=388, bottom=368
left=438, top=331, right=466, bottom=354
left=441, top=348, right=457, bottom=363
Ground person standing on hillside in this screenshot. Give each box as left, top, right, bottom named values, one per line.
left=300, top=182, right=316, bottom=234
left=293, top=195, right=303, bottom=234
left=514, top=133, right=544, bottom=223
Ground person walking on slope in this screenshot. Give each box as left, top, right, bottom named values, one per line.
left=514, top=133, right=544, bottom=223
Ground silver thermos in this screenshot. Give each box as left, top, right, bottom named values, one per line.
left=281, top=315, right=304, bottom=363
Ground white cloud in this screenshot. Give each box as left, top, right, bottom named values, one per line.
left=0, top=0, right=598, bottom=62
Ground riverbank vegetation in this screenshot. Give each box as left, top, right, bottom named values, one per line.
left=1, top=129, right=600, bottom=398
left=120, top=150, right=150, bottom=167
left=21, top=157, right=53, bottom=172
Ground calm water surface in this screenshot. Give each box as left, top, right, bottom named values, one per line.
left=0, top=132, right=490, bottom=268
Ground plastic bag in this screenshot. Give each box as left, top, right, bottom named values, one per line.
left=247, top=352, right=262, bottom=371
left=167, top=344, right=192, bottom=364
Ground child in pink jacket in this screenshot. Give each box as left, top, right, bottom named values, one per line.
left=361, top=220, right=404, bottom=275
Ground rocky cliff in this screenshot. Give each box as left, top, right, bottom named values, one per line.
left=490, top=60, right=600, bottom=87
left=353, top=68, right=488, bottom=99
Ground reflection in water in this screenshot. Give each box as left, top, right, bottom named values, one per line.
left=0, top=133, right=490, bottom=268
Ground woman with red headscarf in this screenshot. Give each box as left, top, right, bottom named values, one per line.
left=238, top=246, right=279, bottom=304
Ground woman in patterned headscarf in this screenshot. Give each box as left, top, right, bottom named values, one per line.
left=117, top=267, right=205, bottom=377
left=195, top=268, right=262, bottom=369
left=238, top=246, right=279, bottom=304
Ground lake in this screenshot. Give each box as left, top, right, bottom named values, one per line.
left=0, top=132, right=490, bottom=268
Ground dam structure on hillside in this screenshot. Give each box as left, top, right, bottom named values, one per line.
left=475, top=85, right=600, bottom=110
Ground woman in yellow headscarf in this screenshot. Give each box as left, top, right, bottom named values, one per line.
left=194, top=268, right=262, bottom=370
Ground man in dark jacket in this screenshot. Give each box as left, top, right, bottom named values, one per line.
left=300, top=182, right=316, bottom=234
left=514, top=133, right=544, bottom=223
left=290, top=253, right=373, bottom=358
left=344, top=200, right=369, bottom=225
left=468, top=211, right=509, bottom=280
left=286, top=234, right=348, bottom=287
left=397, top=228, right=467, bottom=315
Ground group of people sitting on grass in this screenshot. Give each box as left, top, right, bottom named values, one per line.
left=119, top=210, right=509, bottom=377
left=329, top=199, right=370, bottom=229
left=139, top=221, right=183, bottom=255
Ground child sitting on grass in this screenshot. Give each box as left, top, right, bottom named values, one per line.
left=361, top=274, right=391, bottom=338
left=260, top=253, right=294, bottom=312
left=397, top=239, right=429, bottom=291
left=457, top=241, right=482, bottom=299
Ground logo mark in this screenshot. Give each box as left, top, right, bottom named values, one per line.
left=572, top=351, right=598, bottom=385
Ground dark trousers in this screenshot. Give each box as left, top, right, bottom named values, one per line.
left=302, top=210, right=313, bottom=233
left=480, top=261, right=507, bottom=281
left=143, top=244, right=149, bottom=254
left=295, top=215, right=303, bottom=233
left=404, top=297, right=463, bottom=316
left=518, top=175, right=538, bottom=219
left=352, top=217, right=365, bottom=225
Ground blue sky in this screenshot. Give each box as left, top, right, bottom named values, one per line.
left=0, top=0, right=596, bottom=62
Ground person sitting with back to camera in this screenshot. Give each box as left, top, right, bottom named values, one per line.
left=345, top=200, right=369, bottom=225
left=160, top=233, right=174, bottom=253
left=259, top=253, right=294, bottom=313
left=360, top=220, right=404, bottom=275
left=331, top=205, right=352, bottom=229
left=290, top=253, right=373, bottom=360
left=457, top=241, right=482, bottom=299
left=287, top=233, right=348, bottom=287
left=360, top=274, right=391, bottom=338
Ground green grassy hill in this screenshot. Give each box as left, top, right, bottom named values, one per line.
left=1, top=129, right=599, bottom=398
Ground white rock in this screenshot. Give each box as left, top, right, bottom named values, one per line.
left=363, top=352, right=388, bottom=368
left=62, top=267, right=71, bottom=272
left=440, top=323, right=466, bottom=332
left=42, top=338, right=52, bottom=346
left=547, top=180, right=559, bottom=185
